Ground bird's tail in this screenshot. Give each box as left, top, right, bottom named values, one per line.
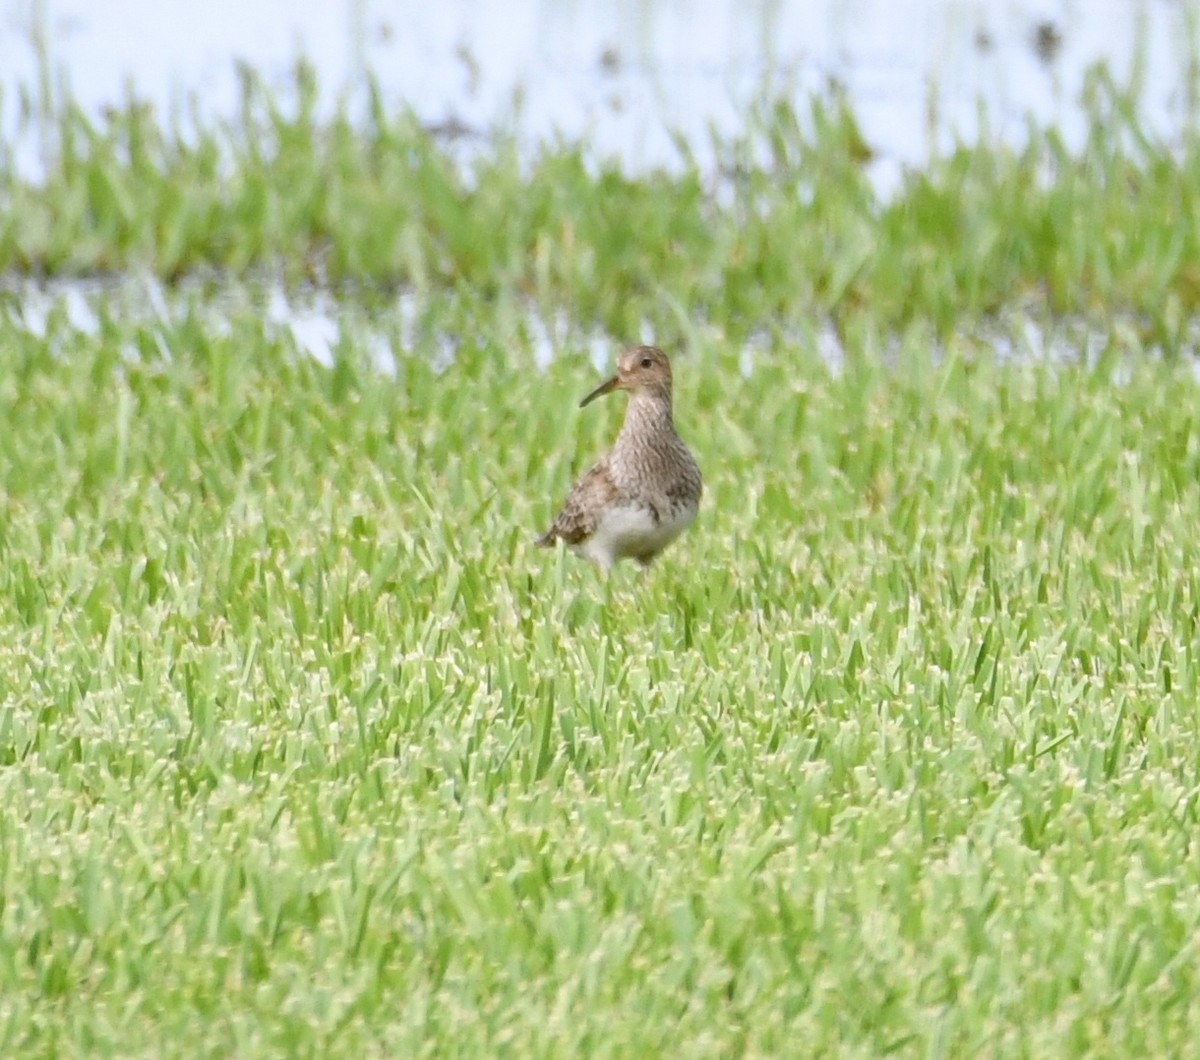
left=534, top=529, right=556, bottom=548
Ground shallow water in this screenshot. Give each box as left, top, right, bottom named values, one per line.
left=6, top=271, right=1189, bottom=386
left=4, top=0, right=1200, bottom=186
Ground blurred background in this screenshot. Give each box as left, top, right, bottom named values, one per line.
left=4, top=0, right=1200, bottom=188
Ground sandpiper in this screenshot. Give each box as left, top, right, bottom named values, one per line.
left=536, top=345, right=702, bottom=571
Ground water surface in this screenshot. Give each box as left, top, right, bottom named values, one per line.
left=4, top=0, right=1199, bottom=185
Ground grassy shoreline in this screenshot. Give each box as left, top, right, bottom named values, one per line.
left=2, top=67, right=1200, bottom=1056
left=4, top=64, right=1200, bottom=349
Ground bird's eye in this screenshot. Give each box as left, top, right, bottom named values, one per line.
left=640, top=356, right=652, bottom=368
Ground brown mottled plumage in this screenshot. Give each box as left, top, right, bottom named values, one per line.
left=536, top=345, right=702, bottom=571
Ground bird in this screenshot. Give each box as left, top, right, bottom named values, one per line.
left=536, top=345, right=702, bottom=571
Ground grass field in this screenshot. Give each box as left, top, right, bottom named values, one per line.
left=2, top=65, right=1200, bottom=1056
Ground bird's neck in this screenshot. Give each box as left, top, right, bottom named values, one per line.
left=620, top=389, right=675, bottom=439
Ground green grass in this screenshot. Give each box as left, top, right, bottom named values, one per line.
left=5, top=62, right=1200, bottom=348
left=1, top=302, right=1199, bottom=1056
left=3, top=61, right=1200, bottom=1056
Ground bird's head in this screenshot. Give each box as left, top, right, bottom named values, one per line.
left=580, top=345, right=673, bottom=407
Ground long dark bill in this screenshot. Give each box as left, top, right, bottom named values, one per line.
left=579, top=376, right=620, bottom=408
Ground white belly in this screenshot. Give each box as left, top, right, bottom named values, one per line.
left=574, top=502, right=697, bottom=570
